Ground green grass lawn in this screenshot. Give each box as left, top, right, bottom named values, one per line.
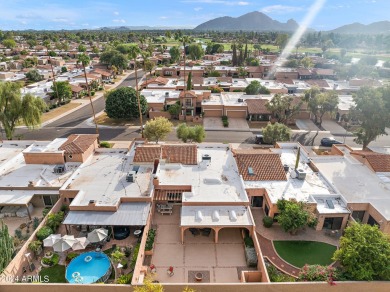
left=39, top=265, right=66, bottom=283
left=273, top=241, right=337, bottom=268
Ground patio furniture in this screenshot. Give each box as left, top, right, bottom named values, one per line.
left=53, top=235, right=78, bottom=252
left=134, top=230, right=142, bottom=238
left=149, top=264, right=156, bottom=273
left=72, top=237, right=90, bottom=251
left=158, top=204, right=173, bottom=215
left=43, top=234, right=61, bottom=247
left=195, top=272, right=203, bottom=282
left=200, top=228, right=211, bottom=237
left=87, top=228, right=108, bottom=243
left=167, top=266, right=174, bottom=277
left=189, top=228, right=200, bottom=236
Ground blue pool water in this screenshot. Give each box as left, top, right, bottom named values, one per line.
left=65, top=251, right=111, bottom=284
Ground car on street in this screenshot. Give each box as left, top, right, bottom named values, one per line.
left=320, top=137, right=343, bottom=147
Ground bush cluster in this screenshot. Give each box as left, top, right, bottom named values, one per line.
left=263, top=216, right=274, bottom=228
left=222, top=115, right=229, bottom=127
left=145, top=229, right=156, bottom=251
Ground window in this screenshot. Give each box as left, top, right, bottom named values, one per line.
left=352, top=210, right=365, bottom=223
left=323, top=217, right=343, bottom=230
left=185, top=98, right=192, bottom=107
left=367, top=215, right=379, bottom=227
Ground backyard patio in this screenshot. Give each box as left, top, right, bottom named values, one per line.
left=148, top=206, right=251, bottom=283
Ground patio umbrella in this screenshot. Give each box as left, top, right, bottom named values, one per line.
left=52, top=235, right=78, bottom=252
left=87, top=228, right=108, bottom=243
left=43, top=234, right=61, bottom=247
left=72, top=237, right=90, bottom=251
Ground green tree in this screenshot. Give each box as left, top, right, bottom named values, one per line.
left=46, top=212, right=64, bottom=231
left=78, top=44, right=87, bottom=53
left=168, top=102, right=181, bottom=119
left=2, top=38, right=16, bottom=49
left=316, top=91, right=339, bottom=127
left=276, top=34, right=289, bottom=50
left=266, top=94, right=303, bottom=124
left=176, top=124, right=205, bottom=143
left=245, top=80, right=270, bottom=95
left=262, top=122, right=291, bottom=145
left=0, top=221, right=14, bottom=273
left=333, top=223, right=390, bottom=281
left=350, top=86, right=389, bottom=149
left=300, top=57, right=313, bottom=69
left=186, top=72, right=192, bottom=90
left=134, top=276, right=164, bottom=292
left=276, top=200, right=309, bottom=235
left=284, top=59, right=299, bottom=68
left=105, top=87, right=147, bottom=120
left=26, top=69, right=43, bottom=82
left=28, top=240, right=42, bottom=260
left=51, top=81, right=72, bottom=103
left=61, top=66, right=68, bottom=73
left=111, top=248, right=125, bottom=264
left=321, top=39, right=334, bottom=55
left=0, top=82, right=46, bottom=140
left=144, top=117, right=173, bottom=144
left=188, top=43, right=204, bottom=60
left=169, top=46, right=181, bottom=63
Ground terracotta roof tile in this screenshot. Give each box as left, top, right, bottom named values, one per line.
left=59, top=134, right=98, bottom=154
left=133, top=145, right=161, bottom=163
left=351, top=150, right=390, bottom=172
left=70, top=84, right=84, bottom=93
left=234, top=150, right=287, bottom=181
left=306, top=79, right=329, bottom=88
left=246, top=99, right=271, bottom=115
left=162, top=144, right=198, bottom=165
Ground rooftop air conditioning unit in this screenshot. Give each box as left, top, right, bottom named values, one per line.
left=126, top=170, right=136, bottom=182
left=283, top=164, right=289, bottom=172
left=54, top=164, right=66, bottom=174
left=295, top=169, right=307, bottom=180
left=238, top=98, right=244, bottom=102
left=202, top=154, right=211, bottom=162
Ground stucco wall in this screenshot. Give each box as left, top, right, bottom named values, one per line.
left=23, top=152, right=65, bottom=165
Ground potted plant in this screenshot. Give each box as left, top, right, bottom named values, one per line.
left=144, top=229, right=156, bottom=256
left=28, top=240, right=42, bottom=259
left=44, top=251, right=53, bottom=258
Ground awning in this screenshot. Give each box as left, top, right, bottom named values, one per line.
left=63, top=202, right=151, bottom=226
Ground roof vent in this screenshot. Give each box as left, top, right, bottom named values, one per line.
left=212, top=210, right=220, bottom=222
left=248, top=167, right=255, bottom=176
left=295, top=169, right=307, bottom=180
left=54, top=164, right=66, bottom=174
left=126, top=171, right=136, bottom=182
left=202, top=154, right=211, bottom=161
left=283, top=164, right=289, bottom=172
left=229, top=210, right=237, bottom=222
left=165, top=92, right=169, bottom=96
left=195, top=210, right=203, bottom=222
left=89, top=200, right=95, bottom=205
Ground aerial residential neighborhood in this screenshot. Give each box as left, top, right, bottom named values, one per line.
left=0, top=1, right=390, bottom=292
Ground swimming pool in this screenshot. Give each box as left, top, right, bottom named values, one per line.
left=65, top=251, right=112, bottom=284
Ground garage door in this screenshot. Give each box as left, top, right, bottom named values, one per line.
left=227, top=111, right=247, bottom=118
left=204, top=109, right=223, bottom=117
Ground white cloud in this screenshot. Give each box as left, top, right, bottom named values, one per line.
left=160, top=16, right=168, bottom=19
left=51, top=18, right=69, bottom=23
left=261, top=5, right=304, bottom=14
left=194, top=7, right=203, bottom=11
left=112, top=19, right=126, bottom=23
left=182, top=1, right=249, bottom=6
left=113, top=11, right=119, bottom=15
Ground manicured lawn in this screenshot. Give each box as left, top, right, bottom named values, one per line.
left=273, top=241, right=337, bottom=268
left=39, top=265, right=66, bottom=283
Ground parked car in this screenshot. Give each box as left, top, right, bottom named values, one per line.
left=320, top=137, right=343, bottom=147
left=255, top=134, right=272, bottom=145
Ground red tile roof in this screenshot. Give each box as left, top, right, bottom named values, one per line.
left=351, top=150, right=390, bottom=172
left=246, top=99, right=271, bottom=115
left=234, top=150, right=287, bottom=181
left=133, top=144, right=198, bottom=165
left=70, top=84, right=84, bottom=93
left=59, top=134, right=98, bottom=154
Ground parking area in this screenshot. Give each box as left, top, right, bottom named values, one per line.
left=203, top=118, right=250, bottom=131
left=320, top=120, right=350, bottom=135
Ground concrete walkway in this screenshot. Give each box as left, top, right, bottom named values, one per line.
left=321, top=120, right=352, bottom=135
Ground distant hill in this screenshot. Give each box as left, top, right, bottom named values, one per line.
left=194, top=11, right=299, bottom=32
left=330, top=21, right=390, bottom=34
left=99, top=26, right=193, bottom=31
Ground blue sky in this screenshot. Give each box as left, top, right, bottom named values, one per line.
left=0, top=0, right=388, bottom=31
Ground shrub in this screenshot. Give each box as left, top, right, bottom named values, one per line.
left=263, top=216, right=274, bottom=228
left=298, top=264, right=338, bottom=284
left=41, top=253, right=59, bottom=266
left=91, top=91, right=95, bottom=96
left=99, top=141, right=112, bottom=148
left=120, top=259, right=128, bottom=269
left=42, top=208, right=51, bottom=217
left=267, top=265, right=296, bottom=282
left=307, top=216, right=319, bottom=228
left=145, top=229, right=156, bottom=251
left=116, top=273, right=133, bottom=284
left=244, top=236, right=254, bottom=248
left=46, top=211, right=64, bottom=231
left=131, top=244, right=140, bottom=269
left=36, top=226, right=53, bottom=241
left=124, top=246, right=132, bottom=257
left=32, top=217, right=40, bottom=230
left=66, top=252, right=78, bottom=262
left=60, top=204, right=69, bottom=213
left=245, top=246, right=258, bottom=267
left=14, top=228, right=22, bottom=239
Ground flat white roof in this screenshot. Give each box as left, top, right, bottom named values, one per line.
left=156, top=144, right=248, bottom=204
left=311, top=152, right=390, bottom=220
left=181, top=206, right=253, bottom=227
left=338, top=95, right=355, bottom=111
left=312, top=195, right=350, bottom=215
left=0, top=141, right=32, bottom=167
left=141, top=89, right=180, bottom=103
left=244, top=147, right=335, bottom=204
left=0, top=190, right=58, bottom=205
left=67, top=149, right=152, bottom=207
left=23, top=138, right=66, bottom=153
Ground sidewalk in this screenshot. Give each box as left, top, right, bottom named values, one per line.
left=39, top=70, right=140, bottom=127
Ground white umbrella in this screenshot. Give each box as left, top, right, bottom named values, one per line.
left=52, top=235, right=78, bottom=252
left=43, top=234, right=61, bottom=247
left=87, top=228, right=108, bottom=243
left=72, top=237, right=90, bottom=251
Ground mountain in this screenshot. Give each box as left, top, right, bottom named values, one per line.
left=99, top=25, right=193, bottom=31
left=330, top=21, right=390, bottom=34
left=194, top=11, right=299, bottom=32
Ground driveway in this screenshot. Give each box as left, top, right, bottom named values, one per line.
left=203, top=117, right=250, bottom=131
left=295, top=119, right=321, bottom=131
left=320, top=120, right=350, bottom=135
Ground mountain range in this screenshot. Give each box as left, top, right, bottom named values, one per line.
left=194, top=11, right=390, bottom=34
left=194, top=11, right=299, bottom=32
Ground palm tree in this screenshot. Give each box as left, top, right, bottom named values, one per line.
left=128, top=45, right=144, bottom=137
left=43, top=40, right=60, bottom=104
left=179, top=36, right=192, bottom=120
left=78, top=53, right=100, bottom=137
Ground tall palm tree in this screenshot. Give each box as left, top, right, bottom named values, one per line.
left=128, top=44, right=144, bottom=137
left=179, top=36, right=192, bottom=120
left=43, top=40, right=60, bottom=104
left=78, top=53, right=100, bottom=137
